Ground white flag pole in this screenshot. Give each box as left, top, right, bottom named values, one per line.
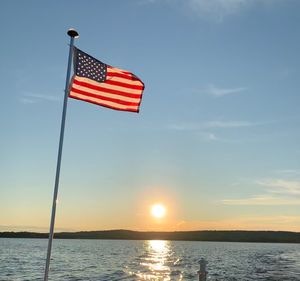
left=43, top=29, right=79, bottom=281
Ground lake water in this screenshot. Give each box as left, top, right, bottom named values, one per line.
left=1, top=238, right=300, bottom=280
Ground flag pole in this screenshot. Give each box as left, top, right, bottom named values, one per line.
left=43, top=28, right=79, bottom=281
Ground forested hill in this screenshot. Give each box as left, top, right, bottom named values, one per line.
left=1, top=230, right=300, bottom=243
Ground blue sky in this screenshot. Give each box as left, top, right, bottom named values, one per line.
left=1, top=0, right=300, bottom=232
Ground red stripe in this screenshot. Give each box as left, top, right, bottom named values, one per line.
left=107, top=65, right=131, bottom=75
left=104, top=79, right=144, bottom=90
left=70, top=95, right=139, bottom=112
left=70, top=87, right=141, bottom=107
left=107, top=71, right=133, bottom=80
left=73, top=78, right=142, bottom=99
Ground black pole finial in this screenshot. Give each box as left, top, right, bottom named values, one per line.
left=67, top=28, right=79, bottom=38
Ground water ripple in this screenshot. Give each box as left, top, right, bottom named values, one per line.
left=1, top=239, right=300, bottom=280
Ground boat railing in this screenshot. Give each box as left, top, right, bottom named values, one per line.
left=197, top=258, right=208, bottom=281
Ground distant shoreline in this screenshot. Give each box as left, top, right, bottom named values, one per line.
left=1, top=230, right=300, bottom=243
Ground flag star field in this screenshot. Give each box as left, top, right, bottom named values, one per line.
left=76, top=50, right=107, bottom=82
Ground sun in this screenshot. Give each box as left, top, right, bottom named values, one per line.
left=151, top=204, right=166, bottom=218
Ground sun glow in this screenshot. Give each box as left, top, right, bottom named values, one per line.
left=151, top=204, right=166, bottom=218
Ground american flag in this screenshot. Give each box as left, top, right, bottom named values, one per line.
left=69, top=47, right=145, bottom=113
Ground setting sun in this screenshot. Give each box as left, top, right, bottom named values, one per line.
left=151, top=204, right=166, bottom=218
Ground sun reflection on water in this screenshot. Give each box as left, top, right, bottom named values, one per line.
left=137, top=240, right=172, bottom=280
left=127, top=240, right=184, bottom=280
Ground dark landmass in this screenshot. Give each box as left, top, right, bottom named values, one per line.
left=1, top=230, right=300, bottom=243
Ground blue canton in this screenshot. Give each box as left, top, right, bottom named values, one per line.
left=74, top=48, right=107, bottom=83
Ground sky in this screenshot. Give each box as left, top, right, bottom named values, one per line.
left=1, top=0, right=300, bottom=233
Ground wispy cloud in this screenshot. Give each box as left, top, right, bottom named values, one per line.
left=169, top=120, right=256, bottom=131
left=203, top=120, right=254, bottom=128
left=222, top=178, right=300, bottom=206
left=168, top=119, right=260, bottom=142
left=142, top=0, right=285, bottom=22
left=0, top=224, right=75, bottom=233
left=275, top=169, right=300, bottom=176
left=257, top=179, right=300, bottom=196
left=188, top=0, right=250, bottom=22
left=222, top=196, right=300, bottom=206
left=198, top=131, right=218, bottom=141
left=19, top=98, right=37, bottom=104
left=174, top=215, right=300, bottom=231
left=206, top=84, right=247, bottom=97
left=19, top=92, right=60, bottom=104
left=168, top=124, right=218, bottom=141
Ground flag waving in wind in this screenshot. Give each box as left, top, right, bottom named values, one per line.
left=69, top=47, right=145, bottom=112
